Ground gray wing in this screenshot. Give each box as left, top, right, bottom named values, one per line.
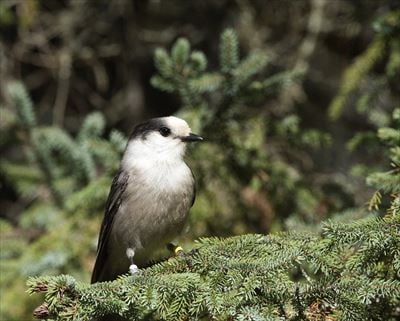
left=91, top=170, right=129, bottom=283
left=189, top=166, right=197, bottom=208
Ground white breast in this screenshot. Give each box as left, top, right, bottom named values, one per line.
left=109, top=152, right=194, bottom=266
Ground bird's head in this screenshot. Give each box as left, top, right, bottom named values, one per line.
left=123, top=116, right=203, bottom=165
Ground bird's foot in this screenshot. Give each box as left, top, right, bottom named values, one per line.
left=167, top=243, right=185, bottom=257
left=167, top=243, right=196, bottom=270
left=129, top=264, right=139, bottom=275
left=174, top=245, right=185, bottom=258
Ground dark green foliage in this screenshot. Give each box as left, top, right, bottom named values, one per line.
left=2, top=82, right=127, bottom=206
left=26, top=30, right=400, bottom=321
left=0, top=82, right=127, bottom=320
left=365, top=108, right=400, bottom=213
left=151, top=29, right=336, bottom=238
left=152, top=28, right=287, bottom=109
left=27, top=211, right=400, bottom=321
left=0, top=3, right=399, bottom=318
left=329, top=10, right=400, bottom=121
left=329, top=10, right=400, bottom=177
left=26, top=138, right=400, bottom=320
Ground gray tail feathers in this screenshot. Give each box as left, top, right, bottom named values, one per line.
left=91, top=258, right=123, bottom=283
left=91, top=252, right=116, bottom=283
left=91, top=256, right=104, bottom=283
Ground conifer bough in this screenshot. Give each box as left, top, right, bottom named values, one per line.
left=28, top=212, right=400, bottom=321
left=23, top=29, right=400, bottom=321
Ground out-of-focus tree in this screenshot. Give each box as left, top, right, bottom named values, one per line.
left=0, top=82, right=127, bottom=320
left=26, top=108, right=400, bottom=320
left=151, top=30, right=334, bottom=238
left=1, top=1, right=399, bottom=320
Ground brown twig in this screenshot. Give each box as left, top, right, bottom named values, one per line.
left=53, top=49, right=72, bottom=127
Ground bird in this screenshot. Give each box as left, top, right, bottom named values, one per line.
left=91, top=116, right=203, bottom=283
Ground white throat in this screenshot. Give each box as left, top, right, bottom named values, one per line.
left=122, top=138, right=186, bottom=171
left=121, top=137, right=191, bottom=191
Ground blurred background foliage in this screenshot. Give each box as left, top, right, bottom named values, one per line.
left=0, top=0, right=399, bottom=320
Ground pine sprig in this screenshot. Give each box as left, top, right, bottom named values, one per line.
left=27, top=213, right=400, bottom=321
left=151, top=28, right=280, bottom=111
left=220, top=28, right=239, bottom=73
left=7, top=82, right=37, bottom=129
left=1, top=82, right=129, bottom=320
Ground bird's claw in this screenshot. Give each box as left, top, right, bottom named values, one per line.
left=167, top=243, right=185, bottom=257
left=174, top=246, right=185, bottom=257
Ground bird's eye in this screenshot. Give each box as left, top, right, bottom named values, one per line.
left=159, top=127, right=171, bottom=137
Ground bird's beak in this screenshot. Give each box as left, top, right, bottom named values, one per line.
left=181, top=133, right=203, bottom=142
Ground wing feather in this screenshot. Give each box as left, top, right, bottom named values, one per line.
left=189, top=166, right=197, bottom=208
left=91, top=171, right=129, bottom=283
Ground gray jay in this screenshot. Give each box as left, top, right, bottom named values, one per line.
left=91, top=116, right=203, bottom=283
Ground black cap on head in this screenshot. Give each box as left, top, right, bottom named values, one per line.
left=130, top=118, right=165, bottom=140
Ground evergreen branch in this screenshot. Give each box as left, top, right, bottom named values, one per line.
left=189, top=73, right=223, bottom=93
left=78, top=112, right=106, bottom=142
left=28, top=214, right=400, bottom=321
left=220, top=28, right=239, bottom=73
left=232, top=51, right=269, bottom=88
left=65, top=177, right=110, bottom=212
left=7, top=82, right=37, bottom=130
left=367, top=171, right=400, bottom=193
left=109, top=129, right=128, bottom=153
left=378, top=127, right=400, bottom=145
left=31, top=130, right=65, bottom=207
left=171, top=38, right=190, bottom=67
left=39, top=127, right=96, bottom=184
left=368, top=190, right=382, bottom=211
left=190, top=51, right=207, bottom=74
left=154, top=48, right=174, bottom=79
left=329, top=39, right=385, bottom=120
left=150, top=75, right=176, bottom=93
